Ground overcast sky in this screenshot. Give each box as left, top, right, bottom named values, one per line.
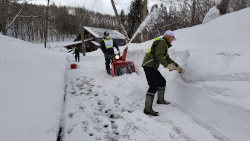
left=34, top=0, right=160, bottom=15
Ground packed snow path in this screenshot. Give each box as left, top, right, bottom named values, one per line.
left=60, top=55, right=232, bottom=141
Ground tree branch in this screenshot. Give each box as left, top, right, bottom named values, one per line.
left=7, top=3, right=25, bottom=30
left=170, top=13, right=191, bottom=23
left=18, top=15, right=40, bottom=18
left=110, top=0, right=129, bottom=43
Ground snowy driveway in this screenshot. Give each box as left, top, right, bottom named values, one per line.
left=60, top=55, right=230, bottom=141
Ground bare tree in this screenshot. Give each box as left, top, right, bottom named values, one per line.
left=229, top=0, right=249, bottom=11
left=111, top=0, right=129, bottom=43
left=2, top=0, right=38, bottom=36
left=7, top=2, right=25, bottom=31
left=1, top=0, right=10, bottom=35
left=191, top=0, right=196, bottom=26
left=44, top=0, right=49, bottom=48
left=142, top=0, right=147, bottom=20
left=141, top=0, right=148, bottom=41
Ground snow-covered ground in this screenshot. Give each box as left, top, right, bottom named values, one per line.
left=1, top=7, right=250, bottom=141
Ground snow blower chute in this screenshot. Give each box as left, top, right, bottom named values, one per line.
left=110, top=46, right=135, bottom=77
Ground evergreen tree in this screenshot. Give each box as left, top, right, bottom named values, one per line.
left=127, top=0, right=143, bottom=40
left=120, top=9, right=126, bottom=28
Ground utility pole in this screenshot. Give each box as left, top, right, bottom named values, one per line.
left=80, top=8, right=86, bottom=56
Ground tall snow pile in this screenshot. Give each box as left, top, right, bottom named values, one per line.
left=0, top=35, right=66, bottom=141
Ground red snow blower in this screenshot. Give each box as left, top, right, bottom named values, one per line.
left=109, top=46, right=135, bottom=77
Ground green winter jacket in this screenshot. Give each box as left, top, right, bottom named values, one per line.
left=142, top=37, right=179, bottom=70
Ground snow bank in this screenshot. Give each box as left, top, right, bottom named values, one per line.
left=0, top=35, right=67, bottom=141
left=170, top=8, right=250, bottom=141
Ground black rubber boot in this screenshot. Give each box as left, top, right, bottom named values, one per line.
left=144, top=93, right=159, bottom=116
left=107, top=69, right=111, bottom=75
left=157, top=88, right=170, bottom=105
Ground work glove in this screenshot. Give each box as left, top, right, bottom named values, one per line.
left=176, top=66, right=183, bottom=73
left=167, top=63, right=176, bottom=71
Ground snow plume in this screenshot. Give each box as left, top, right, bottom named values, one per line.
left=129, top=6, right=160, bottom=44
left=202, top=6, right=220, bottom=24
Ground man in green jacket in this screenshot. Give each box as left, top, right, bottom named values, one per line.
left=142, top=30, right=182, bottom=116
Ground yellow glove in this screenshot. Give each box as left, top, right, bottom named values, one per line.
left=176, top=66, right=182, bottom=73
left=167, top=63, right=176, bottom=71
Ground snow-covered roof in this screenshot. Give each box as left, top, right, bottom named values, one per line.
left=63, top=41, right=82, bottom=47
left=90, top=41, right=100, bottom=46
left=83, top=26, right=125, bottom=40
left=63, top=38, right=94, bottom=47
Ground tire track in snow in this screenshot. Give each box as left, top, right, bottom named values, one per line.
left=153, top=116, right=194, bottom=141
left=169, top=102, right=232, bottom=141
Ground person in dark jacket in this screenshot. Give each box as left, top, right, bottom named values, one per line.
left=72, top=46, right=80, bottom=62
left=142, top=30, right=183, bottom=116
left=100, top=31, right=120, bottom=74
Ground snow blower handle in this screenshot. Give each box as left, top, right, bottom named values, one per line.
left=124, top=46, right=128, bottom=51
left=121, top=46, right=129, bottom=61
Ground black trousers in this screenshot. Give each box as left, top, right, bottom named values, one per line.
left=75, top=54, right=80, bottom=62
left=105, top=57, right=111, bottom=72
left=143, top=66, right=166, bottom=94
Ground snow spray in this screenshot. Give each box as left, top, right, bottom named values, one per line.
left=128, top=7, right=160, bottom=45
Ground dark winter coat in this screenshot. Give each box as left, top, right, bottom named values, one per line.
left=142, top=37, right=179, bottom=70
left=73, top=47, right=79, bottom=55
left=100, top=37, right=119, bottom=55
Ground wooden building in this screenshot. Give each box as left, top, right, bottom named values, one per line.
left=64, top=26, right=126, bottom=52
